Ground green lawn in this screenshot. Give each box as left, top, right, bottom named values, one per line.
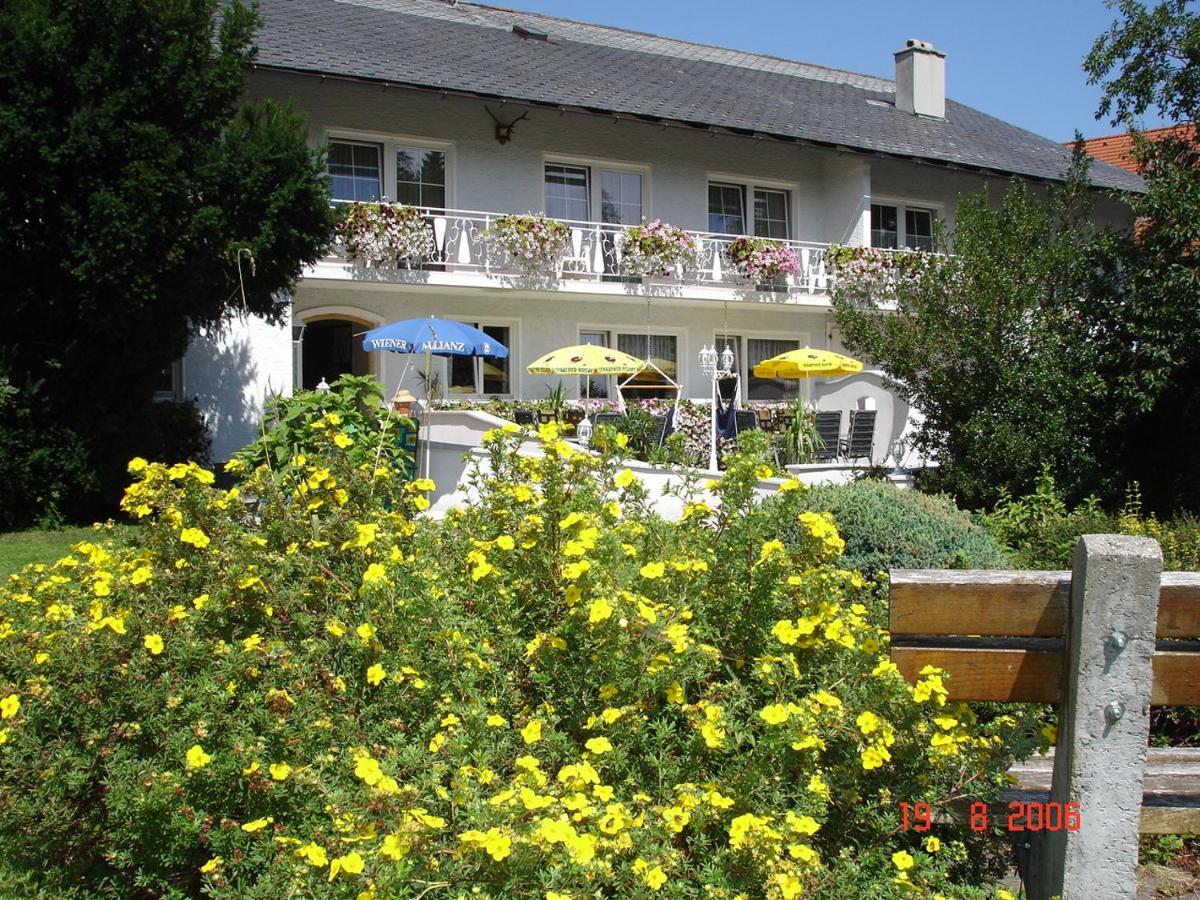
left=0, top=527, right=114, bottom=578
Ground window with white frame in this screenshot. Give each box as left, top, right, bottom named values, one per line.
left=616, top=332, right=677, bottom=398
left=579, top=330, right=610, bottom=399
left=709, top=181, right=792, bottom=238
left=447, top=323, right=512, bottom=396
left=714, top=334, right=800, bottom=400
left=544, top=162, right=644, bottom=224
left=395, top=147, right=446, bottom=208
left=871, top=202, right=935, bottom=250
left=328, top=140, right=383, bottom=202
left=153, top=359, right=184, bottom=402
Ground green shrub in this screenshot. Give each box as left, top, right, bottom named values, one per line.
left=0, top=421, right=1042, bottom=898
left=793, top=481, right=1009, bottom=574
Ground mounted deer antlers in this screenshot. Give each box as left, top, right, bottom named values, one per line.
left=485, top=106, right=529, bottom=145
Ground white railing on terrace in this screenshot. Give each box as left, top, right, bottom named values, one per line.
left=327, top=204, right=840, bottom=294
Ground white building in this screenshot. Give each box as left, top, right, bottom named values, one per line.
left=182, top=0, right=1141, bottom=462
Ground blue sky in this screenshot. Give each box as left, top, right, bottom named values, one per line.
left=495, top=0, right=1173, bottom=141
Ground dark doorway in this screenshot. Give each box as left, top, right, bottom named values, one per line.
left=301, top=318, right=371, bottom=390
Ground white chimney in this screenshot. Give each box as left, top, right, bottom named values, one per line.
left=894, top=39, right=946, bottom=119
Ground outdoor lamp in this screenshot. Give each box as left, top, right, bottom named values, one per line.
left=720, top=344, right=734, bottom=375
left=576, top=416, right=594, bottom=446
left=891, top=436, right=908, bottom=470
left=316, top=377, right=332, bottom=394
left=699, top=344, right=718, bottom=377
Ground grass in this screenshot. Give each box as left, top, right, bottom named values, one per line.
left=0, top=526, right=120, bottom=578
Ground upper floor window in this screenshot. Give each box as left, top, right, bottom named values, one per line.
left=396, top=148, right=446, bottom=208
left=545, top=163, right=643, bottom=224
left=872, top=202, right=935, bottom=250
left=709, top=181, right=791, bottom=238
left=328, top=140, right=382, bottom=202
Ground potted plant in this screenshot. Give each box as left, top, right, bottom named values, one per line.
left=485, top=213, right=571, bottom=275
left=725, top=236, right=801, bottom=288
left=338, top=202, right=436, bottom=267
left=616, top=219, right=701, bottom=278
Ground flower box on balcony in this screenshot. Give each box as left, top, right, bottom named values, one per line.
left=725, top=236, right=801, bottom=287
left=485, top=213, right=571, bottom=276
left=616, top=220, right=701, bottom=279
left=338, top=202, right=436, bottom=268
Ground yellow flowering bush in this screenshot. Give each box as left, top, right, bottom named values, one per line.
left=0, top=416, right=1041, bottom=898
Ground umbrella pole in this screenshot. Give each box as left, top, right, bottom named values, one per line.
left=422, top=346, right=432, bottom=482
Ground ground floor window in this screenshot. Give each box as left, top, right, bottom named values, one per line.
left=578, top=330, right=610, bottom=399
left=448, top=322, right=512, bottom=396
left=714, top=334, right=800, bottom=401
left=301, top=318, right=372, bottom=390
left=616, top=332, right=678, bottom=399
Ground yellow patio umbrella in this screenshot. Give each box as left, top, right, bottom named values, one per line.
left=526, top=344, right=646, bottom=376
left=527, top=344, right=646, bottom=413
left=752, top=347, right=863, bottom=379
left=752, top=347, right=863, bottom=409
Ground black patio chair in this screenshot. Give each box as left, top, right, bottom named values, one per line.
left=839, top=409, right=877, bottom=464
left=813, top=411, right=842, bottom=462
left=733, top=410, right=759, bottom=435
left=513, top=409, right=537, bottom=426
left=592, top=412, right=622, bottom=432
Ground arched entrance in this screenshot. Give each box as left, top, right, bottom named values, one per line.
left=299, top=315, right=374, bottom=391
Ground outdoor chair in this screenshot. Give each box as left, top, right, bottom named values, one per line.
left=839, top=409, right=876, bottom=464
left=591, top=412, right=622, bottom=434
left=514, top=409, right=536, bottom=426
left=813, top=411, right=842, bottom=462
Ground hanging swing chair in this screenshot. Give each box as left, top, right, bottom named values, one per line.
left=615, top=299, right=683, bottom=431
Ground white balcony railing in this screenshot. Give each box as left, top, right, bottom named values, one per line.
left=326, top=204, right=840, bottom=296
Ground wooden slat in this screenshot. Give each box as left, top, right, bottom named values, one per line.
left=890, top=570, right=1068, bottom=637
left=891, top=646, right=1063, bottom=703
left=1153, top=651, right=1200, bottom=705
left=1159, top=572, right=1200, bottom=638
left=891, top=569, right=1200, bottom=639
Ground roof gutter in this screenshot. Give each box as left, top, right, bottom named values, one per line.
left=253, top=63, right=1138, bottom=194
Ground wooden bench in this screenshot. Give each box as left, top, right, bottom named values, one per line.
left=889, top=535, right=1200, bottom=900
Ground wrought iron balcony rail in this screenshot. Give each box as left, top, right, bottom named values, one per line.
left=328, top=203, right=845, bottom=294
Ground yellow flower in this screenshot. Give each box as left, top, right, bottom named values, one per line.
left=130, top=565, right=153, bottom=586
left=185, top=744, right=212, bottom=769
left=521, top=720, right=543, bottom=744
left=588, top=598, right=613, bottom=624
left=856, top=710, right=881, bottom=734
left=361, top=563, right=390, bottom=587
left=297, top=842, right=328, bottom=867
left=639, top=561, right=665, bottom=579
left=892, top=850, right=914, bottom=871
left=328, top=851, right=364, bottom=881
left=665, top=681, right=684, bottom=704
left=366, top=663, right=386, bottom=686
left=379, top=833, right=409, bottom=860
left=643, top=865, right=667, bottom=890
left=325, top=618, right=346, bottom=637
left=356, top=622, right=376, bottom=642
left=269, top=762, right=292, bottom=781
left=0, top=694, right=20, bottom=719
left=585, top=736, right=613, bottom=755
left=925, top=836, right=941, bottom=853
left=127, top=457, right=149, bottom=473
left=179, top=527, right=210, bottom=549
left=333, top=432, right=353, bottom=448
left=242, top=816, right=273, bottom=833
left=143, top=634, right=164, bottom=655
left=759, top=704, right=790, bottom=725
left=199, top=857, right=221, bottom=874
left=486, top=714, right=508, bottom=727
left=614, top=469, right=635, bottom=489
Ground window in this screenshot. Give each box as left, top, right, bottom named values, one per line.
left=545, top=164, right=590, bottom=221
left=447, top=323, right=512, bottom=396
left=328, top=140, right=382, bottom=202
left=396, top=147, right=446, bottom=208
left=747, top=338, right=800, bottom=400
left=617, top=333, right=677, bottom=399
left=545, top=163, right=643, bottom=224
left=905, top=207, right=934, bottom=250
left=872, top=202, right=936, bottom=250
left=599, top=170, right=643, bottom=225
left=153, top=359, right=184, bottom=402
left=579, top=331, right=610, bottom=399
left=753, top=189, right=790, bottom=239
left=708, top=182, right=746, bottom=234
left=871, top=204, right=899, bottom=249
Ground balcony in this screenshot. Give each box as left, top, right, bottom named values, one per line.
left=308, top=204, right=843, bottom=304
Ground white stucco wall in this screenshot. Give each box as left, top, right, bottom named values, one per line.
left=182, top=314, right=293, bottom=461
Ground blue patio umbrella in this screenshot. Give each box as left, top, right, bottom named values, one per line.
left=362, top=317, right=508, bottom=359
left=361, top=317, right=510, bottom=481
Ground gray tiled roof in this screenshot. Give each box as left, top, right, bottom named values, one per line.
left=256, top=0, right=1143, bottom=191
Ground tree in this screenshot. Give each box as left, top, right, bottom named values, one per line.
left=0, top=0, right=337, bottom=526
left=830, top=161, right=1117, bottom=510
left=1084, top=0, right=1200, bottom=513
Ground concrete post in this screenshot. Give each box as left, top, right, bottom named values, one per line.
left=1032, top=534, right=1162, bottom=900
